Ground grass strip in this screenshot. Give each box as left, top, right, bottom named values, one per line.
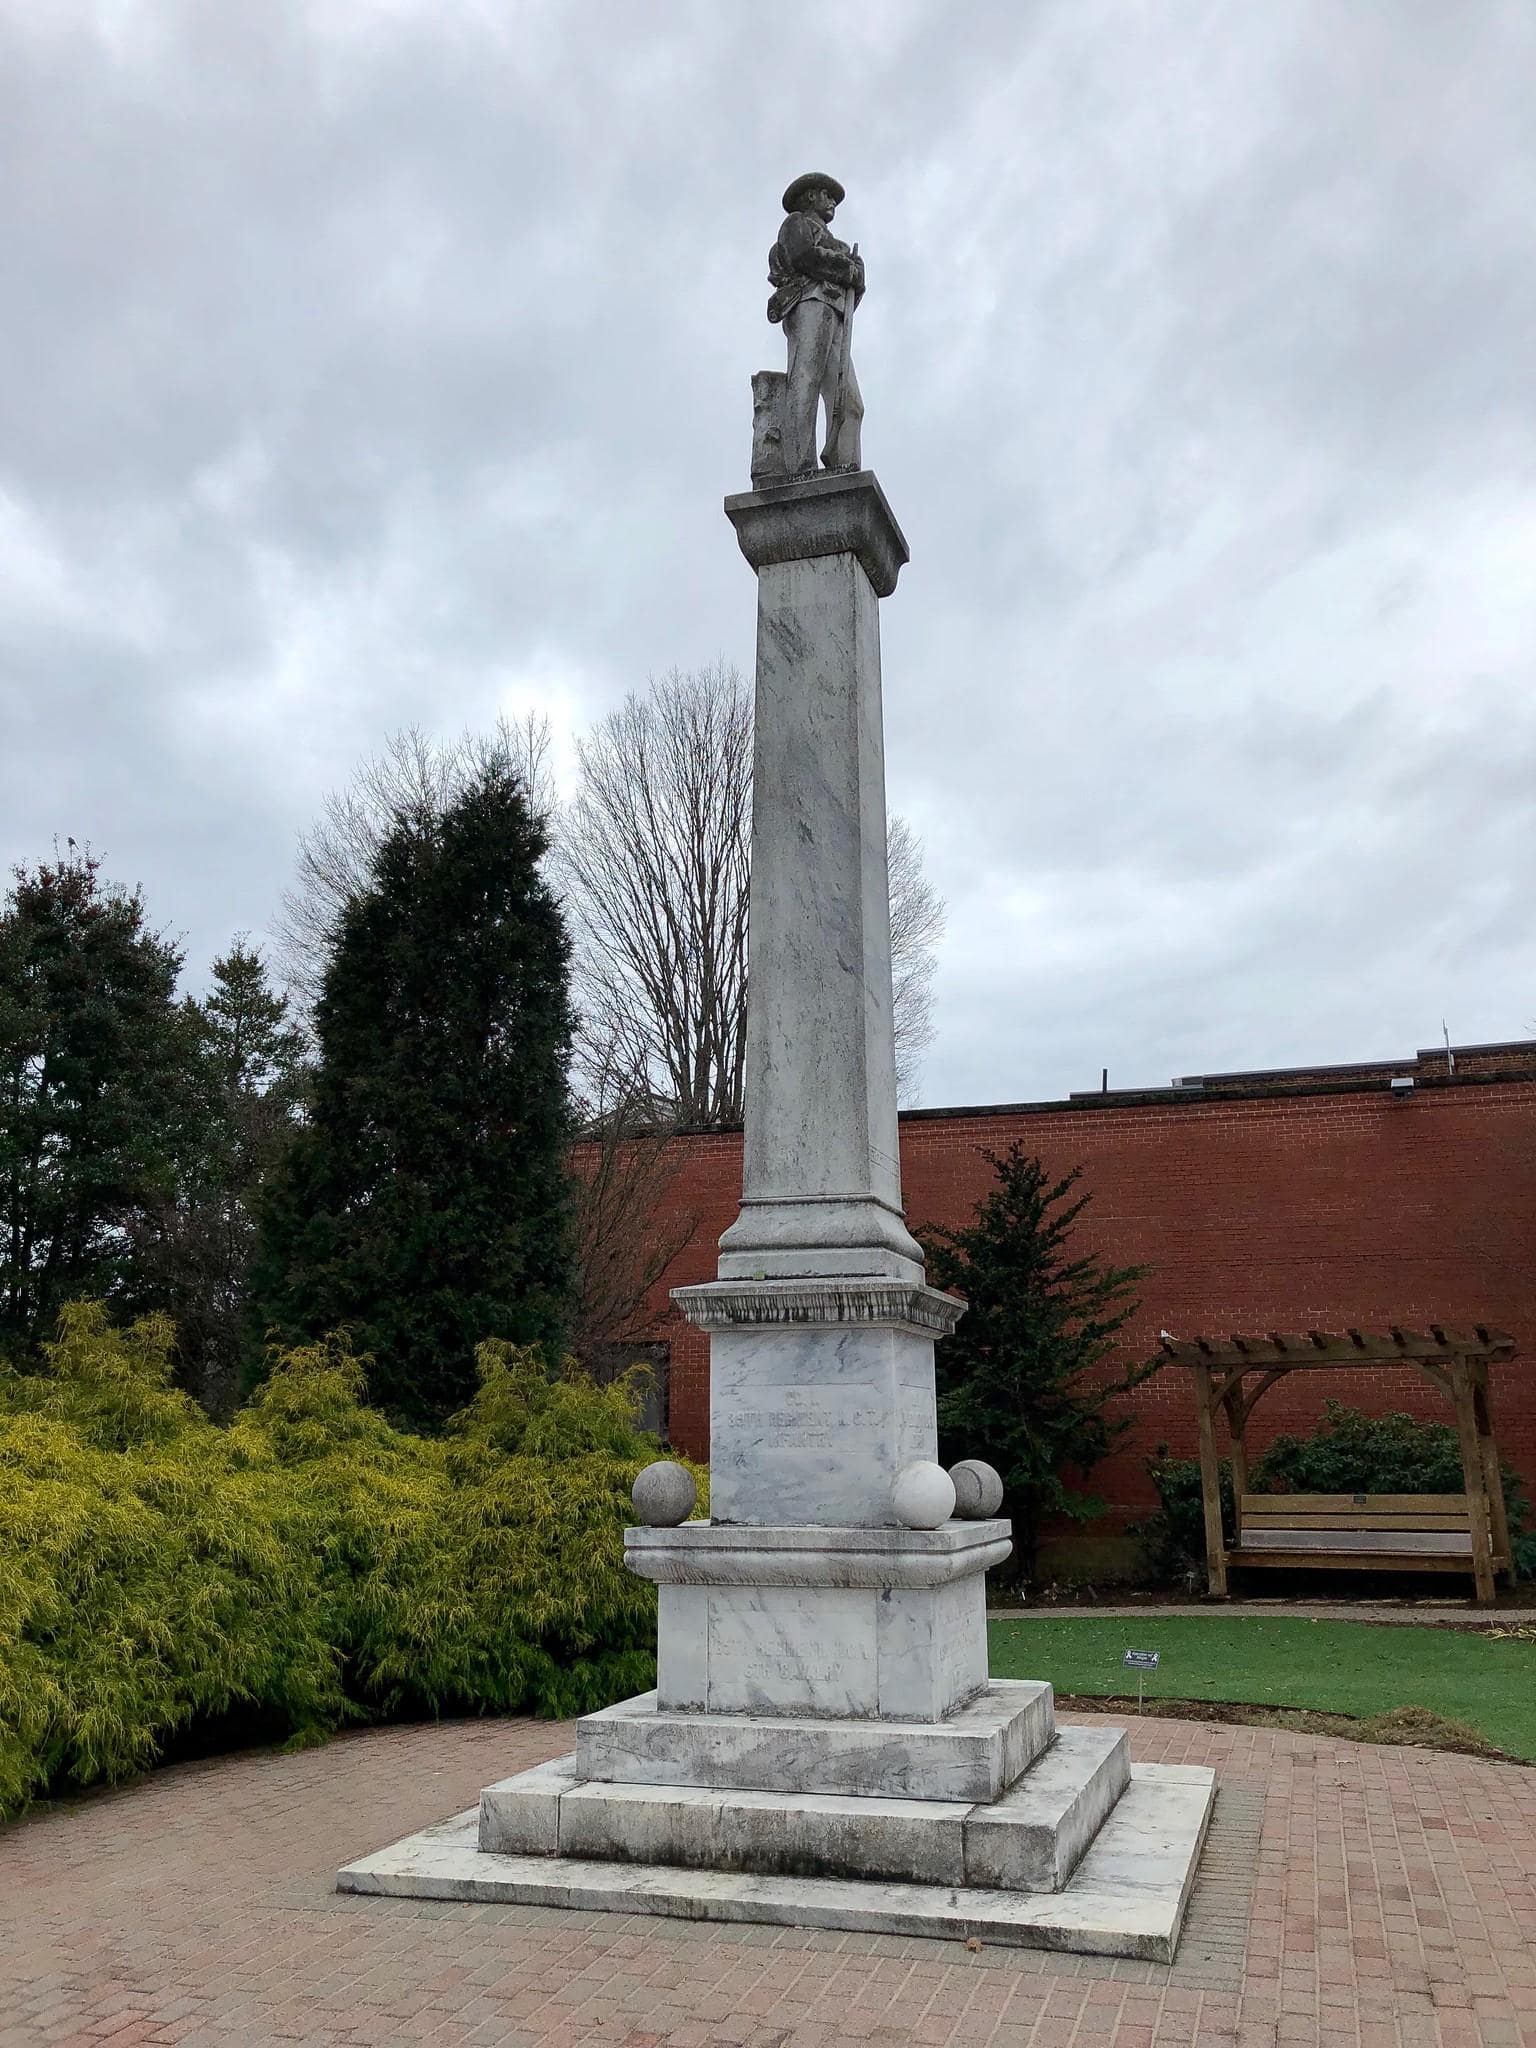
left=988, top=1615, right=1536, bottom=1761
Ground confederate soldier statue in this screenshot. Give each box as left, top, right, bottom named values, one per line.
left=768, top=173, right=865, bottom=475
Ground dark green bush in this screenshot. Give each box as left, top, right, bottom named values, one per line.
left=1135, top=1401, right=1533, bottom=1584
left=0, top=1303, right=699, bottom=1817
left=1258, top=1400, right=1500, bottom=1499
left=1133, top=1445, right=1235, bottom=1581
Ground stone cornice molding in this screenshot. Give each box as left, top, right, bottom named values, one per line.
left=625, top=1519, right=1012, bottom=1590
left=723, top=469, right=909, bottom=596
left=671, top=1276, right=965, bottom=1337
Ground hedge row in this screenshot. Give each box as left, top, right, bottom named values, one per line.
left=0, top=1303, right=688, bottom=1816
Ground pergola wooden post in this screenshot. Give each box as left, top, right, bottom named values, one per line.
left=1161, top=1326, right=1517, bottom=1604
left=1192, top=1359, right=1228, bottom=1597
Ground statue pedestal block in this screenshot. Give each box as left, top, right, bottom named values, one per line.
left=674, top=1278, right=963, bottom=1527
left=626, top=1521, right=1007, bottom=1723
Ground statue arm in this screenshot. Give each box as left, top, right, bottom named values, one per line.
left=779, top=213, right=862, bottom=289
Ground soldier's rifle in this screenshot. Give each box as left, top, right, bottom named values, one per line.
left=829, top=242, right=858, bottom=469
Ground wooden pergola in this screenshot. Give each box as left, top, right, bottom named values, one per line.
left=1159, top=1326, right=1517, bottom=1603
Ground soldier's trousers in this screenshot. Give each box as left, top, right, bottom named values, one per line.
left=782, top=298, right=863, bottom=474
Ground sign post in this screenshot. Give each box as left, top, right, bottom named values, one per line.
left=1122, top=1648, right=1159, bottom=1713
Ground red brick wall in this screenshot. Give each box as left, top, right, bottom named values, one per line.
left=618, top=1074, right=1536, bottom=1521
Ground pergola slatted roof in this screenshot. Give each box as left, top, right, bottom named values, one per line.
left=1159, top=1325, right=1514, bottom=1369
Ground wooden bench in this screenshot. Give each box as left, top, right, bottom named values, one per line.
left=1229, top=1493, right=1507, bottom=1591
left=1164, top=1327, right=1517, bottom=1603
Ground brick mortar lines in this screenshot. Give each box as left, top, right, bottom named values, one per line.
left=612, top=1077, right=1536, bottom=1507
left=7, top=1718, right=1536, bottom=2046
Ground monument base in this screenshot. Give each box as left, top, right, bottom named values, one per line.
left=573, top=1679, right=1053, bottom=1802
left=338, top=1676, right=1215, bottom=1961
left=484, top=1712, right=1127, bottom=1888
left=336, top=1761, right=1215, bottom=1963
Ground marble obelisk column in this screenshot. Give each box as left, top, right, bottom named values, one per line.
left=649, top=466, right=1002, bottom=1726
left=673, top=470, right=963, bottom=1531
left=714, top=472, right=923, bottom=1289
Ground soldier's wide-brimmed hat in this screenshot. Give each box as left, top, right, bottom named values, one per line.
left=782, top=171, right=845, bottom=213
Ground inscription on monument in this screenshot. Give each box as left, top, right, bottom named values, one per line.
left=732, top=1390, right=884, bottom=1451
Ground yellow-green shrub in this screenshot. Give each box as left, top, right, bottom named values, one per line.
left=0, top=1305, right=699, bottom=1816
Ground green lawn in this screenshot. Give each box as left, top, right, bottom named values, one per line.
left=988, top=1616, right=1536, bottom=1761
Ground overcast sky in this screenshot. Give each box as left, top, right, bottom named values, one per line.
left=3, top=0, right=1533, bottom=1107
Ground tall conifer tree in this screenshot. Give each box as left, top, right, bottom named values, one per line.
left=923, top=1145, right=1155, bottom=1580
left=250, top=759, right=574, bottom=1426
left=0, top=850, right=189, bottom=1352
left=128, top=942, right=307, bottom=1413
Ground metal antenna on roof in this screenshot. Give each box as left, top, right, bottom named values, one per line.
left=1442, top=1021, right=1455, bottom=1077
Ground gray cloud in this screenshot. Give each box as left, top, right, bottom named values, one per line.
left=2, top=0, right=1532, bottom=1104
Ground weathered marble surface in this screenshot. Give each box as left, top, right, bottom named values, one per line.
left=559, top=1778, right=974, bottom=1885
left=474, top=1723, right=1130, bottom=1892
left=478, top=1755, right=579, bottom=1855
left=573, top=1680, right=1054, bottom=1803
left=964, top=1724, right=1130, bottom=1891
left=339, top=1765, right=1216, bottom=1962
left=723, top=470, right=908, bottom=596
left=647, top=1569, right=989, bottom=1720
left=706, top=1324, right=938, bottom=1527
left=698, top=1585, right=878, bottom=1716
left=670, top=1279, right=969, bottom=1529
left=869, top=1569, right=988, bottom=1721
left=672, top=1277, right=962, bottom=1336
left=709, top=474, right=916, bottom=1286
left=626, top=1518, right=1010, bottom=1584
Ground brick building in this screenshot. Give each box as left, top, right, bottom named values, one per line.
left=624, top=1039, right=1536, bottom=1572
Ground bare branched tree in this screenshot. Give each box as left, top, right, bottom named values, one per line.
left=568, top=1069, right=697, bottom=1373
left=888, top=814, right=945, bottom=1095
left=280, top=690, right=943, bottom=1109
left=559, top=665, right=753, bottom=1125
left=274, top=713, right=557, bottom=1013
left=560, top=664, right=944, bottom=1120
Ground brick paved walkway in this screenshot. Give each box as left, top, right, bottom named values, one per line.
left=3, top=1713, right=1534, bottom=2048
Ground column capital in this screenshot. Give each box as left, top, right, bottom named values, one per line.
left=724, top=469, right=909, bottom=596
left=671, top=1274, right=965, bottom=1337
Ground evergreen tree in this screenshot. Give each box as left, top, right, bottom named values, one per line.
left=250, top=758, right=574, bottom=1427
left=0, top=850, right=189, bottom=1352
left=922, top=1144, right=1156, bottom=1580
left=128, top=942, right=307, bottom=1414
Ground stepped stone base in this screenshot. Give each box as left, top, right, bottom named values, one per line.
left=576, top=1680, right=1053, bottom=1803
left=337, top=1763, right=1215, bottom=1962
left=483, top=1722, right=1129, bottom=1891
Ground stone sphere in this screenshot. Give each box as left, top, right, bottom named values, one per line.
left=949, top=1458, right=1005, bottom=1519
left=891, top=1461, right=956, bottom=1530
left=632, top=1461, right=697, bottom=1527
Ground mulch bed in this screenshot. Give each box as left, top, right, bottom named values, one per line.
left=1055, top=1693, right=1527, bottom=1763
